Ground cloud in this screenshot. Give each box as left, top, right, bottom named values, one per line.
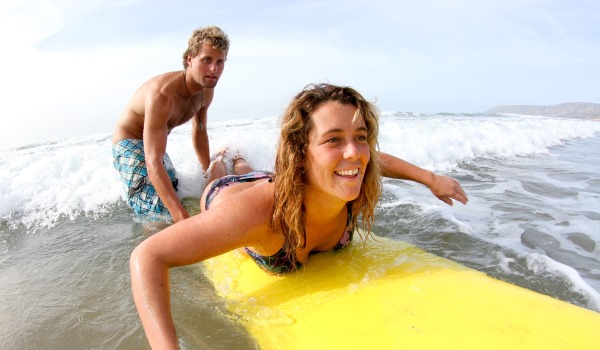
left=0, top=1, right=182, bottom=149
left=1, top=0, right=599, bottom=149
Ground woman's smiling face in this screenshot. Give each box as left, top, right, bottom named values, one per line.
left=305, top=101, right=371, bottom=203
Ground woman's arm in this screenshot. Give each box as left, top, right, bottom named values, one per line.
left=130, top=243, right=178, bottom=349
left=379, top=152, right=468, bottom=206
left=130, top=184, right=272, bottom=348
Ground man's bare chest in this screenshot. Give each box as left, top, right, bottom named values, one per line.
left=167, top=97, right=202, bottom=129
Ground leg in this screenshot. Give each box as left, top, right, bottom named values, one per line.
left=206, top=158, right=227, bottom=183
left=205, top=149, right=228, bottom=183
left=232, top=154, right=253, bottom=175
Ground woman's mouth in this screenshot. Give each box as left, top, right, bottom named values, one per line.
left=335, top=168, right=359, bottom=177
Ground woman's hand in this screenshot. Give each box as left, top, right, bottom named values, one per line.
left=428, top=174, right=468, bottom=206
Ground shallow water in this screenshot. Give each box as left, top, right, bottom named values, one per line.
left=376, top=135, right=600, bottom=310
left=0, top=208, right=258, bottom=350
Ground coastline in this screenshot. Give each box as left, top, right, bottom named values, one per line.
left=486, top=102, right=600, bottom=120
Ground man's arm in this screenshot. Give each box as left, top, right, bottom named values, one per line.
left=192, top=103, right=210, bottom=172
left=379, top=152, right=468, bottom=206
left=144, top=93, right=189, bottom=222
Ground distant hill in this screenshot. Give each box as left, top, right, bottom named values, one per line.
left=486, top=102, right=600, bottom=119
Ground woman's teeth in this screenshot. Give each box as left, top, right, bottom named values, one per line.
left=336, top=169, right=358, bottom=176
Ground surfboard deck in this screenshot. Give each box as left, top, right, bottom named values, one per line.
left=202, top=234, right=600, bottom=349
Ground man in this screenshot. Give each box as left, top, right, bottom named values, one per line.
left=112, top=26, right=229, bottom=222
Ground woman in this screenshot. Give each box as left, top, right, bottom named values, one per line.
left=130, top=83, right=468, bottom=349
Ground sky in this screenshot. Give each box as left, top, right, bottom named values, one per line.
left=1, top=0, right=599, bottom=150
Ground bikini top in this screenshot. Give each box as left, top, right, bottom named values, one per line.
left=244, top=203, right=354, bottom=275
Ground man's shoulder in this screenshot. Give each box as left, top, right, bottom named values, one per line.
left=144, top=71, right=181, bottom=90
left=201, top=87, right=216, bottom=107
left=142, top=71, right=182, bottom=102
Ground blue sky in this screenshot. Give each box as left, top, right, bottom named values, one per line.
left=1, top=0, right=599, bottom=150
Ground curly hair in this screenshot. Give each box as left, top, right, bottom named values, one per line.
left=182, top=26, right=230, bottom=68
left=271, top=83, right=382, bottom=264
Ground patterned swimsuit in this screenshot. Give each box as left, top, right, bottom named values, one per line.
left=204, top=171, right=274, bottom=209
left=204, top=171, right=355, bottom=275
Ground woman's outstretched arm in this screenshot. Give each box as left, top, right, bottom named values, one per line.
left=379, top=152, right=468, bottom=206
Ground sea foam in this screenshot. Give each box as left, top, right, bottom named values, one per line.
left=1, top=113, right=599, bottom=231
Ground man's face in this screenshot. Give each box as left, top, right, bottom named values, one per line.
left=187, top=43, right=227, bottom=88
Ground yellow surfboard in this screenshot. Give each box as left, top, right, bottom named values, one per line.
left=202, top=234, right=600, bottom=349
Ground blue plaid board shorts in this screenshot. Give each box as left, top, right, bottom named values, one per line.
left=112, top=139, right=179, bottom=216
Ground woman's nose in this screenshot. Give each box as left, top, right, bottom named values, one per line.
left=343, top=141, right=360, bottom=160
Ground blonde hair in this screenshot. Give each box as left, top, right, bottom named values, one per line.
left=271, top=83, right=382, bottom=264
left=182, top=26, right=230, bottom=68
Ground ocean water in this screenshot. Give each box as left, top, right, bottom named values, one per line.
left=1, top=112, right=599, bottom=349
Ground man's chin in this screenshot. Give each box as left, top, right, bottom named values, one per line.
left=202, top=80, right=219, bottom=88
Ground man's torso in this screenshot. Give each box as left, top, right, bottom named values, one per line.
left=112, top=71, right=208, bottom=143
